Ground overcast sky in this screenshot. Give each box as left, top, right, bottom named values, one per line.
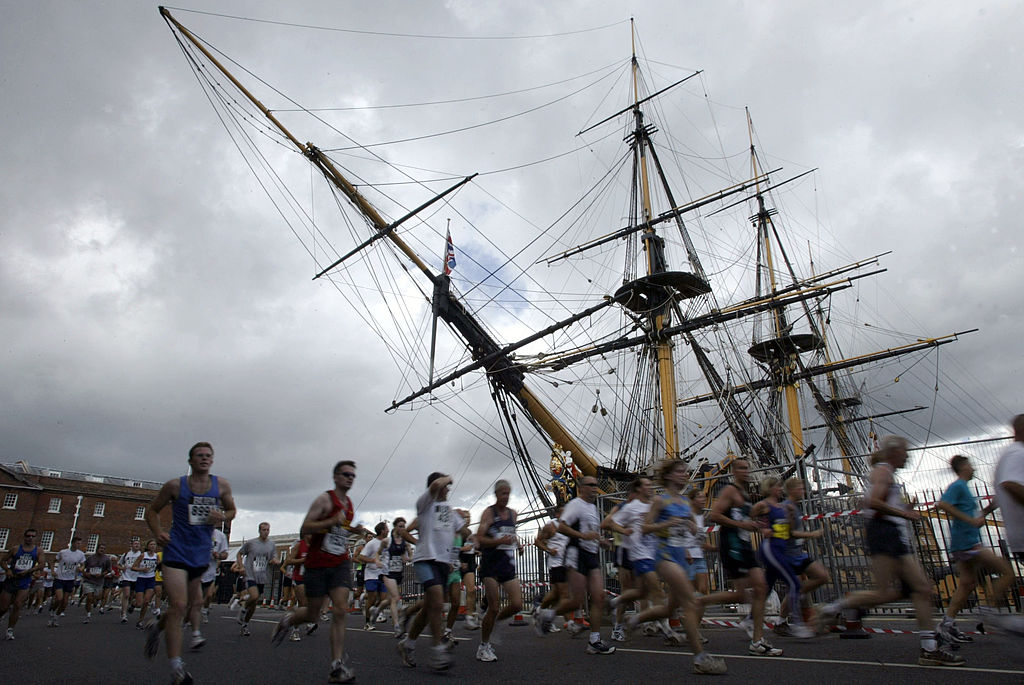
left=1, top=1, right=1021, bottom=540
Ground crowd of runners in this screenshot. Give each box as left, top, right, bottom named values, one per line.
left=3, top=416, right=1024, bottom=683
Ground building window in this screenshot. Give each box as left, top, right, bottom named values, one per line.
left=40, top=531, right=54, bottom=551
left=93, top=502, right=105, bottom=517
left=48, top=497, right=62, bottom=513
left=135, top=505, right=146, bottom=520
left=2, top=493, right=16, bottom=509
left=46, top=470, right=62, bottom=478
left=0, top=528, right=9, bottom=551
left=86, top=534, right=99, bottom=554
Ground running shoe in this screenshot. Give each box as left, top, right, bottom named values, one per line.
left=368, top=605, right=381, bottom=624
left=363, top=622, right=375, bottom=631
left=476, top=642, right=498, bottom=662
left=773, top=620, right=794, bottom=637
left=586, top=639, right=616, bottom=655
left=306, top=622, right=319, bottom=636
left=271, top=615, right=292, bottom=646
left=441, top=628, right=456, bottom=648
left=738, top=615, right=754, bottom=639
left=397, top=639, right=416, bottom=667
left=565, top=620, right=585, bottom=638
left=240, top=623, right=251, bottom=637
left=918, top=646, right=966, bottom=667
left=228, top=597, right=239, bottom=611
left=144, top=621, right=163, bottom=660
left=136, top=621, right=145, bottom=630
left=748, top=638, right=783, bottom=656
left=789, top=622, right=815, bottom=639
left=535, top=609, right=554, bottom=636
left=611, top=625, right=626, bottom=642
left=289, top=628, right=301, bottom=642
left=121, top=616, right=128, bottom=624
left=171, top=665, right=194, bottom=685
left=83, top=614, right=91, bottom=624
left=328, top=660, right=355, bottom=683
left=201, top=608, right=209, bottom=624
left=4, top=628, right=14, bottom=640
left=693, top=653, right=728, bottom=675
left=189, top=634, right=206, bottom=651
left=641, top=623, right=660, bottom=637
left=431, top=644, right=454, bottom=671
left=320, top=611, right=330, bottom=622
left=979, top=607, right=1024, bottom=637
left=465, top=613, right=480, bottom=630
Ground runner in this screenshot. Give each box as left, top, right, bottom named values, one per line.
left=476, top=480, right=524, bottom=662
left=624, top=461, right=727, bottom=674
left=603, top=477, right=666, bottom=641
left=382, top=518, right=411, bottom=635
left=537, top=475, right=616, bottom=655
left=751, top=477, right=814, bottom=638
left=988, top=414, right=1024, bottom=634
left=774, top=478, right=829, bottom=637
left=444, top=509, right=472, bottom=644
left=817, top=435, right=964, bottom=666
left=280, top=535, right=315, bottom=641
left=119, top=540, right=143, bottom=624
left=101, top=556, right=117, bottom=612
left=459, top=529, right=480, bottom=630
left=356, top=522, right=389, bottom=631
left=196, top=525, right=228, bottom=643
left=700, top=458, right=783, bottom=657
left=236, top=522, right=278, bottom=636
left=270, top=460, right=369, bottom=684
left=395, top=472, right=457, bottom=671
left=0, top=529, right=42, bottom=640
left=144, top=441, right=237, bottom=685
left=936, top=454, right=1016, bottom=638
left=534, top=505, right=567, bottom=634
left=132, top=539, right=160, bottom=628
left=49, top=535, right=86, bottom=627
left=681, top=488, right=714, bottom=632
left=81, top=543, right=112, bottom=623
left=29, top=562, right=47, bottom=612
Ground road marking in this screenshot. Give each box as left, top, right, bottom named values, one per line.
left=616, top=647, right=1024, bottom=675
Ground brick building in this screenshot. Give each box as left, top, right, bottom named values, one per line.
left=0, top=461, right=177, bottom=561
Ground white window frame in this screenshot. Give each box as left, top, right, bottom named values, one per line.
left=93, top=502, right=105, bottom=517
left=40, top=531, right=54, bottom=552
left=48, top=497, right=62, bottom=514
left=86, top=533, right=99, bottom=554
left=2, top=493, right=16, bottom=509
left=135, top=505, right=146, bottom=521
left=0, top=528, right=9, bottom=551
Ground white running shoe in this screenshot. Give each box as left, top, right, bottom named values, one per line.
left=749, top=638, right=783, bottom=656
left=465, top=613, right=480, bottom=630
left=738, top=615, right=755, bottom=639
left=5, top=628, right=14, bottom=640
left=289, top=628, right=301, bottom=642
left=476, top=642, right=498, bottom=662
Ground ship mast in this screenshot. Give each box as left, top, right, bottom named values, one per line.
left=630, top=21, right=681, bottom=463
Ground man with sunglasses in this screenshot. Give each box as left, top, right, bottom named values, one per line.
left=537, top=476, right=616, bottom=655
left=1, top=529, right=42, bottom=640
left=272, top=460, right=369, bottom=684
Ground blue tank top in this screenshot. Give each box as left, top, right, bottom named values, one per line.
left=163, top=475, right=221, bottom=568
left=11, top=545, right=39, bottom=576
left=763, top=501, right=790, bottom=551
left=656, top=494, right=693, bottom=548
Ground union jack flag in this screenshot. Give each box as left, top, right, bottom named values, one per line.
left=443, top=230, right=457, bottom=275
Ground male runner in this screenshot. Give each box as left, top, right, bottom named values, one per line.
left=476, top=480, right=524, bottom=662
left=988, top=414, right=1024, bottom=634
left=49, top=535, right=86, bottom=627
left=237, top=522, right=278, bottom=636
left=534, top=505, right=567, bottom=633
left=357, top=522, right=389, bottom=631
left=145, top=441, right=237, bottom=685
left=82, top=543, right=112, bottom=623
left=271, top=460, right=368, bottom=683
left=537, top=475, right=616, bottom=655
left=119, top=539, right=143, bottom=623
left=281, top=535, right=315, bottom=641
left=396, top=472, right=457, bottom=671
left=0, top=529, right=42, bottom=639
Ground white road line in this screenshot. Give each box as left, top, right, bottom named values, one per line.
left=616, top=646, right=1024, bottom=675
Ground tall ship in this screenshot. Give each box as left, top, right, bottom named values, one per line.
left=160, top=9, right=982, bottom=513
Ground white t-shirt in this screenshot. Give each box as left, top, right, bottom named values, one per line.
left=611, top=499, right=654, bottom=561
left=995, top=441, right=1024, bottom=553
left=201, top=529, right=229, bottom=584
left=119, top=550, right=142, bottom=582
left=681, top=514, right=706, bottom=559
left=55, top=549, right=86, bottom=581
left=412, top=490, right=454, bottom=564
left=362, top=537, right=387, bottom=580
left=560, top=497, right=600, bottom=554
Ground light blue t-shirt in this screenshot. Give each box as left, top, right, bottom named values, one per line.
left=941, top=478, right=980, bottom=552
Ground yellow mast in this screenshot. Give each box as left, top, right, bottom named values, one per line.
left=747, top=111, right=805, bottom=462
left=632, top=21, right=680, bottom=462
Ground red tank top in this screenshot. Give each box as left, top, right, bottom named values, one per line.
left=291, top=539, right=309, bottom=582
left=305, top=490, right=355, bottom=568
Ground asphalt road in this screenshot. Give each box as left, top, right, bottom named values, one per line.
left=4, top=603, right=1024, bottom=684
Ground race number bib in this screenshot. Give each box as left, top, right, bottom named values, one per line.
left=668, top=524, right=687, bottom=547
left=388, top=556, right=403, bottom=572
left=322, top=525, right=348, bottom=556
left=252, top=557, right=267, bottom=572
left=15, top=555, right=33, bottom=571
left=188, top=495, right=221, bottom=525
left=498, top=525, right=517, bottom=551
left=434, top=503, right=451, bottom=530
left=89, top=567, right=102, bottom=576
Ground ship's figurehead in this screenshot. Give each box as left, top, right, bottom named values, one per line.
left=547, top=443, right=582, bottom=504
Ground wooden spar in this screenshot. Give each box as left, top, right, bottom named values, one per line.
left=159, top=7, right=603, bottom=477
